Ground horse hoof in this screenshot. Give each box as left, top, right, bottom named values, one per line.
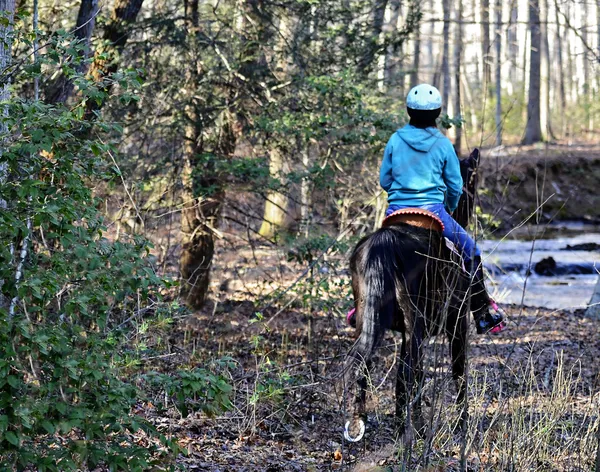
left=344, top=418, right=365, bottom=442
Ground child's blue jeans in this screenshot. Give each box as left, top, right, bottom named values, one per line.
left=386, top=203, right=481, bottom=263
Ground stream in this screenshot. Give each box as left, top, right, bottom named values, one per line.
left=480, top=222, right=600, bottom=310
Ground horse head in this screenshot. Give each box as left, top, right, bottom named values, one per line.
left=453, top=148, right=480, bottom=229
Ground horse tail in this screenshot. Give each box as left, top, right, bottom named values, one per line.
left=346, top=228, right=400, bottom=371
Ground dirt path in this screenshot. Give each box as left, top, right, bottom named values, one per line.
left=154, top=290, right=599, bottom=470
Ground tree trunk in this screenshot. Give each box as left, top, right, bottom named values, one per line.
left=554, top=0, right=566, bottom=135
left=179, top=0, right=230, bottom=309
left=494, top=0, right=501, bottom=145
left=453, top=0, right=463, bottom=152
left=258, top=148, right=290, bottom=240
left=46, top=0, right=98, bottom=103
left=427, top=0, right=434, bottom=83
left=0, top=0, right=16, bottom=309
left=540, top=0, right=552, bottom=140
left=480, top=0, right=491, bottom=95
left=409, top=9, right=421, bottom=88
left=384, top=0, right=402, bottom=88
left=358, top=0, right=389, bottom=75
left=507, top=0, right=518, bottom=88
left=299, top=145, right=311, bottom=238
left=441, top=0, right=450, bottom=110
left=581, top=0, right=590, bottom=133
left=522, top=0, right=542, bottom=144
left=85, top=0, right=145, bottom=119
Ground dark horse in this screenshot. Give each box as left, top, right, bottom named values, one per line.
left=343, top=148, right=481, bottom=442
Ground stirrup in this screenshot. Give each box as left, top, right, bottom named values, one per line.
left=488, top=299, right=507, bottom=334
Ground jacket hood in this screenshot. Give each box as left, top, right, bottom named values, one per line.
left=396, top=125, right=443, bottom=152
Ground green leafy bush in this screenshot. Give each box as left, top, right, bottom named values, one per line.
left=0, top=25, right=178, bottom=471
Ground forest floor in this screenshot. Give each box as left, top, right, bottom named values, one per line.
left=142, top=244, right=600, bottom=471
left=134, top=143, right=600, bottom=471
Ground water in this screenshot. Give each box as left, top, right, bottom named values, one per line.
left=480, top=229, right=600, bottom=310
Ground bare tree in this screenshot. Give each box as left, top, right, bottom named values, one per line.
left=453, top=0, right=463, bottom=152
left=540, top=0, right=553, bottom=139
left=441, top=0, right=451, bottom=109
left=522, top=0, right=542, bottom=144
left=494, top=0, right=501, bottom=145
left=409, top=7, right=421, bottom=88
left=581, top=0, right=590, bottom=131
left=427, top=0, right=434, bottom=83
left=480, top=0, right=491, bottom=94
left=554, top=0, right=566, bottom=134
left=507, top=0, right=518, bottom=87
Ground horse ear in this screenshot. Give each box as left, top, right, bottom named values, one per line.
left=469, top=148, right=480, bottom=168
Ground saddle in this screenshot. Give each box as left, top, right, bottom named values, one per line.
left=382, top=208, right=467, bottom=272
left=381, top=208, right=445, bottom=233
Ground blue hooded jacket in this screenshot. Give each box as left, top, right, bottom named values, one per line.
left=379, top=124, right=463, bottom=212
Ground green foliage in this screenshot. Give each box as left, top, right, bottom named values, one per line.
left=0, top=27, right=176, bottom=471
left=144, top=359, right=235, bottom=418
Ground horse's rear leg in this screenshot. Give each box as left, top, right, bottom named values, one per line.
left=448, top=315, right=468, bottom=429
left=344, top=359, right=371, bottom=442
left=395, top=319, right=424, bottom=437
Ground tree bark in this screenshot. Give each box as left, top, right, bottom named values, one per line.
left=427, top=0, right=434, bottom=83
left=540, top=0, right=553, bottom=140
left=85, top=0, right=145, bottom=119
left=441, top=0, right=450, bottom=110
left=384, top=0, right=402, bottom=88
left=453, top=0, right=462, bottom=152
left=358, top=0, right=389, bottom=75
left=494, top=0, right=501, bottom=145
left=522, top=0, right=542, bottom=144
left=46, top=0, right=98, bottom=104
left=480, top=0, right=491, bottom=95
left=258, top=148, right=290, bottom=240
left=409, top=9, right=421, bottom=88
left=581, top=0, right=590, bottom=132
left=179, top=0, right=222, bottom=309
left=553, top=0, right=566, bottom=135
left=507, top=0, right=518, bottom=87
left=0, top=0, right=16, bottom=309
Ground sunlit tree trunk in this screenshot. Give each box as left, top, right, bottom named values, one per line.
left=581, top=0, right=590, bottom=133
left=453, top=0, right=463, bottom=153
left=494, top=0, right=501, bottom=145
left=540, top=0, right=553, bottom=140
left=522, top=0, right=542, bottom=144
left=258, top=148, right=290, bottom=240
left=441, top=0, right=450, bottom=111
left=47, top=0, right=98, bottom=103
left=554, top=0, right=566, bottom=135
left=427, top=0, right=434, bottom=83
left=480, top=0, right=491, bottom=95
left=259, top=15, right=292, bottom=239
left=507, top=0, right=518, bottom=89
